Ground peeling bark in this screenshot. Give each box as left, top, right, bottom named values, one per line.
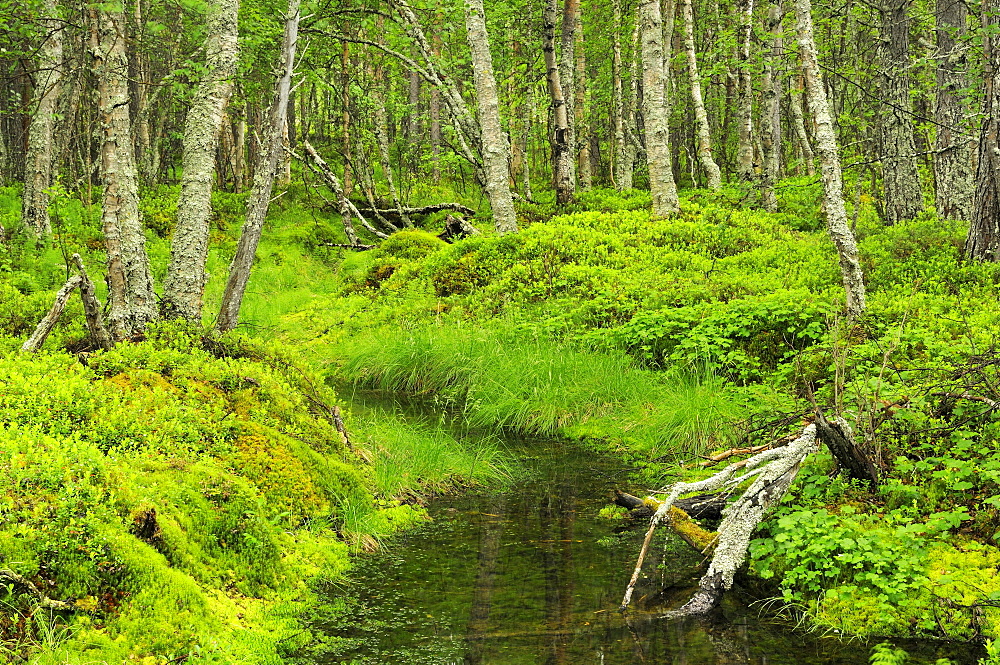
left=73, top=254, right=113, bottom=351
left=934, top=0, right=974, bottom=221
left=163, top=0, right=241, bottom=322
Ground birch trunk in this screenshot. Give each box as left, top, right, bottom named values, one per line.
left=163, top=0, right=240, bottom=322
left=933, top=0, right=973, bottom=221
left=340, top=40, right=353, bottom=196
left=735, top=0, right=757, bottom=182
left=793, top=0, right=866, bottom=317
left=93, top=6, right=157, bottom=341
left=639, top=0, right=680, bottom=215
left=878, top=0, right=923, bottom=224
left=965, top=0, right=1000, bottom=261
left=760, top=1, right=783, bottom=211
left=789, top=74, right=816, bottom=175
left=21, top=0, right=63, bottom=235
left=575, top=12, right=591, bottom=190
left=465, top=0, right=518, bottom=234
left=612, top=0, right=630, bottom=190
left=216, top=0, right=299, bottom=333
left=543, top=0, right=575, bottom=204
left=560, top=0, right=580, bottom=188
left=681, top=0, right=722, bottom=189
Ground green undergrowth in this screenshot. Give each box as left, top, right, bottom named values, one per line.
left=0, top=322, right=510, bottom=663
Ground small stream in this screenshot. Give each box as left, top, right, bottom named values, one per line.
left=312, top=399, right=983, bottom=665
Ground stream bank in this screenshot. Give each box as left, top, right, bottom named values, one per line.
left=306, top=399, right=983, bottom=665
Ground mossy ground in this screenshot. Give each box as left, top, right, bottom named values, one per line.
left=4, top=177, right=1000, bottom=660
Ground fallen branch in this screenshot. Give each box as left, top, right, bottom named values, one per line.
left=437, top=214, right=482, bottom=243
left=815, top=411, right=879, bottom=488
left=333, top=405, right=352, bottom=451
left=931, top=392, right=1000, bottom=410
left=358, top=202, right=476, bottom=218
left=698, top=443, right=773, bottom=468
left=323, top=242, right=376, bottom=250
left=621, top=424, right=819, bottom=614
left=301, top=141, right=389, bottom=241
left=21, top=275, right=82, bottom=352
left=0, top=569, right=77, bottom=611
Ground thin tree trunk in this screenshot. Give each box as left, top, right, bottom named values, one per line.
left=575, top=11, right=591, bottom=190
left=21, top=276, right=81, bottom=352
left=878, top=0, right=923, bottom=224
left=373, top=23, right=412, bottom=229
left=465, top=0, right=519, bottom=233
left=793, top=0, right=866, bottom=317
left=340, top=40, right=353, bottom=196
left=934, top=0, right=973, bottom=221
left=612, top=0, right=630, bottom=190
left=216, top=0, right=299, bottom=333
left=93, top=6, right=157, bottom=341
left=760, top=1, right=783, bottom=211
left=560, top=0, right=580, bottom=188
left=639, top=0, right=680, bottom=214
left=163, top=0, right=240, bottom=322
left=21, top=0, right=63, bottom=235
left=681, top=0, right=722, bottom=189
left=72, top=253, right=113, bottom=351
left=735, top=0, right=757, bottom=182
left=789, top=73, right=816, bottom=175
left=543, top=0, right=575, bottom=204
left=965, top=0, right=1000, bottom=260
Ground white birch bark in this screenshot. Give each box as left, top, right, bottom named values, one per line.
left=465, top=0, right=518, bottom=233
left=216, top=0, right=299, bottom=333
left=162, top=0, right=240, bottom=322
left=735, top=0, right=757, bottom=182
left=575, top=11, right=592, bottom=190
left=93, top=6, right=157, bottom=341
left=760, top=1, right=783, bottom=211
left=560, top=0, right=579, bottom=188
left=681, top=0, right=722, bottom=189
left=544, top=0, right=575, bottom=204
left=793, top=0, right=866, bottom=317
left=965, top=0, right=1000, bottom=260
left=612, top=0, right=631, bottom=190
left=639, top=0, right=680, bottom=215
left=21, top=0, right=63, bottom=235
left=788, top=73, right=816, bottom=175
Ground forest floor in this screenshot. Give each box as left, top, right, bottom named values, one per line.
left=2, top=177, right=1000, bottom=663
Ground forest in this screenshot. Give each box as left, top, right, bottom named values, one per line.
left=3, top=0, right=1000, bottom=661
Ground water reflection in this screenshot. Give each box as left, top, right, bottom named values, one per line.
left=314, top=428, right=981, bottom=665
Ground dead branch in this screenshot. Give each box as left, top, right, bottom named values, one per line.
left=300, top=141, right=389, bottom=240
left=698, top=443, right=773, bottom=468
left=931, top=392, right=1000, bottom=410
left=333, top=405, right=352, bottom=451
left=815, top=410, right=879, bottom=488
left=21, top=275, right=82, bottom=352
left=72, top=253, right=113, bottom=350
left=0, top=569, right=77, bottom=611
left=613, top=490, right=727, bottom=520
left=621, top=424, right=819, bottom=615
left=437, top=214, right=482, bottom=243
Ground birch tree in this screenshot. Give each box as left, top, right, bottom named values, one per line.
left=760, top=1, right=783, bottom=211
left=93, top=5, right=157, bottom=341
left=465, top=0, right=518, bottom=233
left=543, top=0, right=575, bottom=204
left=680, top=0, right=722, bottom=189
left=793, top=0, right=866, bottom=317
left=21, top=0, right=63, bottom=235
left=216, top=0, right=299, bottom=333
left=162, top=0, right=241, bottom=322
left=639, top=0, right=680, bottom=215
left=735, top=0, right=757, bottom=182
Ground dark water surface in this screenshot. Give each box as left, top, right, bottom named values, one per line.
left=315, top=403, right=983, bottom=665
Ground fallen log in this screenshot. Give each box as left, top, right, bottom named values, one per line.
left=437, top=214, right=482, bottom=243
left=21, top=275, right=82, bottom=352
left=621, top=423, right=820, bottom=615
left=358, top=202, right=476, bottom=219
left=613, top=490, right=727, bottom=520
left=815, top=410, right=879, bottom=488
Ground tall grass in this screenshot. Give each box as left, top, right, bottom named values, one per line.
left=335, top=325, right=748, bottom=458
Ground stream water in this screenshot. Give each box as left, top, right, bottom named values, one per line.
left=313, top=401, right=984, bottom=665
